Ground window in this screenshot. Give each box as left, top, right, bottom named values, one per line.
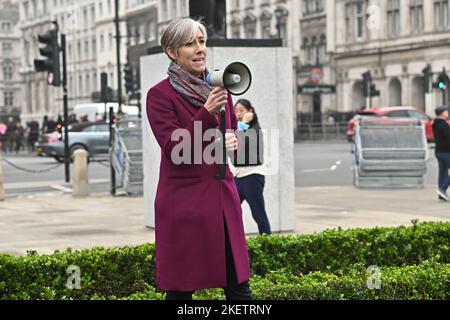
left=23, top=1, right=29, bottom=19
left=86, top=74, right=90, bottom=96
left=108, top=32, right=113, bottom=50
left=147, top=20, right=156, bottom=41
left=244, top=23, right=256, bottom=38
left=387, top=0, right=401, bottom=36
left=84, top=40, right=89, bottom=56
left=319, top=35, right=326, bottom=63
left=1, top=22, right=12, bottom=31
left=346, top=1, right=367, bottom=41
left=100, top=34, right=104, bottom=51
left=435, top=0, right=449, bottom=30
left=93, top=72, right=98, bottom=91
left=2, top=42, right=12, bottom=57
left=139, top=23, right=145, bottom=43
left=3, top=65, right=13, bottom=81
left=92, top=38, right=96, bottom=57
left=303, top=0, right=324, bottom=16
left=108, top=0, right=112, bottom=14
left=408, top=110, right=429, bottom=120
left=180, top=0, right=187, bottom=15
left=161, top=0, right=167, bottom=20
left=4, top=91, right=14, bottom=107
left=79, top=75, right=83, bottom=95
left=171, top=0, right=177, bottom=18
left=410, top=0, right=424, bottom=33
left=355, top=2, right=365, bottom=38
left=77, top=41, right=81, bottom=58
left=99, top=1, right=103, bottom=16
left=386, top=110, right=408, bottom=117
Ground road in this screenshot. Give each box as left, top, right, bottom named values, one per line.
left=294, top=141, right=439, bottom=188
left=1, top=152, right=111, bottom=197
left=1, top=142, right=441, bottom=197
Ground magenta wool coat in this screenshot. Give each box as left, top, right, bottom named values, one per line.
left=146, top=77, right=251, bottom=292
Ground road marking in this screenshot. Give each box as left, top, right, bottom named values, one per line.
left=302, top=160, right=342, bottom=173
left=4, top=179, right=109, bottom=190
left=50, top=185, right=73, bottom=193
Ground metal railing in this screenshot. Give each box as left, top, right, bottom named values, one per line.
left=295, top=122, right=349, bottom=141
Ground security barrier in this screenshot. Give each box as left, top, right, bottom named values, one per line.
left=353, top=117, right=428, bottom=189
left=111, top=120, right=143, bottom=195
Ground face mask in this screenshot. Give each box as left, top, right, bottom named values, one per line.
left=238, top=121, right=250, bottom=131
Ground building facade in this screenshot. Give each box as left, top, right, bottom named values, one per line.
left=328, top=0, right=450, bottom=116
left=0, top=0, right=22, bottom=121
left=298, top=0, right=335, bottom=123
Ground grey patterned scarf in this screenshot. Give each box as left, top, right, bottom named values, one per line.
left=167, top=61, right=213, bottom=108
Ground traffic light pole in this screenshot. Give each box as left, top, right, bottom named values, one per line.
left=114, top=0, right=123, bottom=115
left=61, top=34, right=70, bottom=183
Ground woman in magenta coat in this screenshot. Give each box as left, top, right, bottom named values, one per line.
left=146, top=18, right=252, bottom=300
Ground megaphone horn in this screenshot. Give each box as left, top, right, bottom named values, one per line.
left=206, top=62, right=252, bottom=96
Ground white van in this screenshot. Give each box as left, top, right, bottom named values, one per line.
left=73, top=103, right=139, bottom=122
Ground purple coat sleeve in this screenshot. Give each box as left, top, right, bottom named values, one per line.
left=146, top=85, right=219, bottom=164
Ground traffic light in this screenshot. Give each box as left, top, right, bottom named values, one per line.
left=422, top=64, right=432, bottom=93
left=434, top=70, right=447, bottom=91
left=124, top=63, right=136, bottom=97
left=362, top=71, right=372, bottom=97
left=34, top=26, right=61, bottom=86
left=370, top=84, right=380, bottom=97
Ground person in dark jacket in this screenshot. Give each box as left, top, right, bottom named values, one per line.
left=233, top=99, right=271, bottom=235
left=432, top=105, right=450, bottom=201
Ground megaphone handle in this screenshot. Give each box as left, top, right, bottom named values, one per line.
left=216, top=107, right=226, bottom=180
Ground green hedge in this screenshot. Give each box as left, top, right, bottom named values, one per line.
left=248, top=220, right=450, bottom=277
left=1, top=221, right=449, bottom=300
left=96, top=259, right=450, bottom=300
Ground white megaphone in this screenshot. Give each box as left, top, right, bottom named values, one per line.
left=206, top=62, right=252, bottom=105
left=206, top=62, right=252, bottom=180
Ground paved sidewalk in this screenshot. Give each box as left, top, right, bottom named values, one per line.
left=1, top=186, right=449, bottom=256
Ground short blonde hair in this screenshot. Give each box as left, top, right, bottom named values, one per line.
left=161, top=18, right=207, bottom=61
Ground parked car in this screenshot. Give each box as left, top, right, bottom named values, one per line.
left=35, top=121, right=110, bottom=162
left=347, top=106, right=435, bottom=142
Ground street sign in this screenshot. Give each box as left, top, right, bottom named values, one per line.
left=298, top=84, right=336, bottom=94
left=309, top=67, right=324, bottom=84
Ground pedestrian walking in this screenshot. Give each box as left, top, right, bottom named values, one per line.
left=26, top=119, right=40, bottom=153
left=233, top=99, right=271, bottom=235
left=146, top=17, right=252, bottom=300
left=432, top=106, right=450, bottom=201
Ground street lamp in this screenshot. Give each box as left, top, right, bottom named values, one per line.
left=274, top=7, right=284, bottom=39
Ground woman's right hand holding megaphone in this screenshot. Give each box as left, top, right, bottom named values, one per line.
left=204, top=87, right=228, bottom=114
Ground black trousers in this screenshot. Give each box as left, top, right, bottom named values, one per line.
left=235, top=174, right=271, bottom=235
left=165, top=220, right=253, bottom=300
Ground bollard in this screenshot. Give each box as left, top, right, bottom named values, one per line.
left=72, top=149, right=90, bottom=197
left=0, top=152, right=4, bottom=201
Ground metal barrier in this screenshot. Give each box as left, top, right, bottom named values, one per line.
left=111, top=119, right=143, bottom=195
left=353, top=117, right=428, bottom=189
left=295, top=122, right=348, bottom=141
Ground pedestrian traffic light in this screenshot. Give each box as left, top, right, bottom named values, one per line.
left=370, top=84, right=380, bottom=97
left=362, top=71, right=372, bottom=97
left=124, top=63, right=136, bottom=97
left=422, top=64, right=432, bottom=93
left=433, top=69, right=448, bottom=91
left=34, top=26, right=61, bottom=86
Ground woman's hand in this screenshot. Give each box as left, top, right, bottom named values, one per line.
left=242, top=112, right=254, bottom=123
left=204, top=87, right=228, bottom=114
left=225, top=132, right=238, bottom=152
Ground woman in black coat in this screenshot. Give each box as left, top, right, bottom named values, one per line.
left=233, top=99, right=271, bottom=235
